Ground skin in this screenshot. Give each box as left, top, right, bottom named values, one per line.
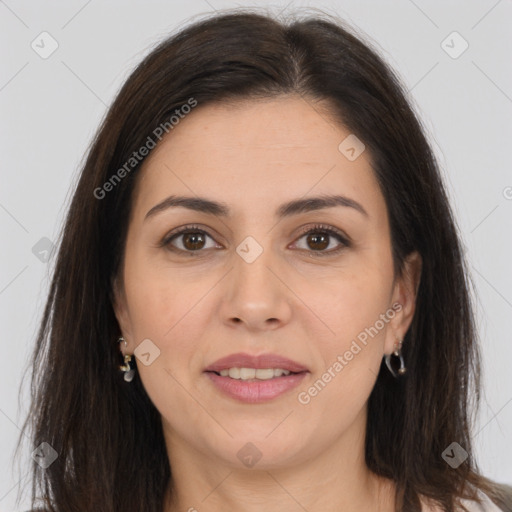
left=113, top=94, right=423, bottom=512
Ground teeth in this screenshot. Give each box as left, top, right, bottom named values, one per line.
left=239, top=368, right=255, bottom=379
left=218, top=368, right=292, bottom=380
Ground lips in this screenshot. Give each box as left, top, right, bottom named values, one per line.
left=203, top=352, right=309, bottom=374
left=205, top=371, right=308, bottom=403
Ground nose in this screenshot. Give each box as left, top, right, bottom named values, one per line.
left=219, top=243, right=293, bottom=332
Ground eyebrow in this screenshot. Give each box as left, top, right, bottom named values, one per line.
left=144, top=193, right=369, bottom=221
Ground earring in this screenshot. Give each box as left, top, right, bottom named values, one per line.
left=384, top=337, right=406, bottom=378
left=118, top=336, right=136, bottom=382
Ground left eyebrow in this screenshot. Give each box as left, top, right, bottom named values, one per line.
left=144, top=193, right=369, bottom=222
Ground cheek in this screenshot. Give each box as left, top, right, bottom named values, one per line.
left=296, top=277, right=391, bottom=428
left=122, top=253, right=215, bottom=382
left=310, top=260, right=392, bottom=335
left=123, top=247, right=202, bottom=338
left=123, top=264, right=208, bottom=421
left=304, top=257, right=393, bottom=383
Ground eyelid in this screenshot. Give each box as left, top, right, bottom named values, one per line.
left=294, top=223, right=350, bottom=243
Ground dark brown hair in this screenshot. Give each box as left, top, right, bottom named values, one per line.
left=15, top=7, right=511, bottom=512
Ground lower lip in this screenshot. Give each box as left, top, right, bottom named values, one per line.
left=205, top=371, right=308, bottom=403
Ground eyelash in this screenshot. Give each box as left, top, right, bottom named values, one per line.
left=160, top=223, right=350, bottom=258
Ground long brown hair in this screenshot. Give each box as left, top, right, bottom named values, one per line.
left=15, top=7, right=511, bottom=512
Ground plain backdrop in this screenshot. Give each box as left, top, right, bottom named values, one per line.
left=1, top=0, right=511, bottom=510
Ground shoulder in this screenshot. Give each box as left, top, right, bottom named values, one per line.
left=484, top=482, right=512, bottom=512
left=457, top=492, right=506, bottom=512
left=420, top=484, right=512, bottom=512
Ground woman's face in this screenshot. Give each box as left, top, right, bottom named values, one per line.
left=113, top=95, right=421, bottom=471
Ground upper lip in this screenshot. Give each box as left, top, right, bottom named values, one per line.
left=204, top=352, right=309, bottom=373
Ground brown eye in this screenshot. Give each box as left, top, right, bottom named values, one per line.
left=292, top=225, right=350, bottom=256
left=163, top=225, right=220, bottom=254
left=305, top=232, right=329, bottom=251
left=181, top=232, right=206, bottom=251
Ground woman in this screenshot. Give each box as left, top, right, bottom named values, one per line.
left=16, top=8, right=512, bottom=512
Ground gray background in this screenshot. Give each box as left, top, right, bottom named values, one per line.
left=1, top=0, right=511, bottom=509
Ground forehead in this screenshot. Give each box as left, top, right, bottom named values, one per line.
left=153, top=95, right=352, bottom=161
left=131, top=95, right=385, bottom=222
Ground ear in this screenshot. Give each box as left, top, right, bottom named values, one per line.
left=384, top=250, right=422, bottom=354
left=111, top=275, right=133, bottom=353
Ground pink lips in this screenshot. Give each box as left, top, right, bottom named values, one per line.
left=204, top=352, right=309, bottom=373
left=204, top=352, right=309, bottom=404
